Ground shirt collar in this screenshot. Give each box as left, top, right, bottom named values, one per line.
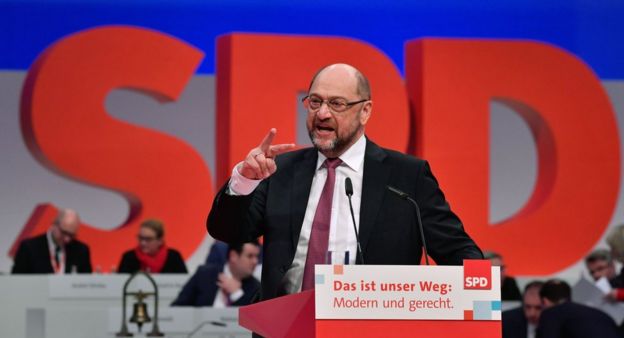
left=316, top=134, right=366, bottom=171
left=223, top=262, right=233, bottom=278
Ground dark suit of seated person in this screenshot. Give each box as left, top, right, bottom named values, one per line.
left=12, top=208, right=92, bottom=274
left=205, top=240, right=229, bottom=268
left=502, top=281, right=543, bottom=338
left=117, top=219, right=187, bottom=274
left=536, top=279, right=620, bottom=338
left=172, top=241, right=260, bottom=307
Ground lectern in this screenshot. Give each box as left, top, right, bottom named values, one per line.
left=240, top=260, right=502, bottom=338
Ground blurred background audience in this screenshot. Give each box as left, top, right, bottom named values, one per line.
left=12, top=208, right=92, bottom=274
left=117, top=219, right=187, bottom=274
left=584, top=249, right=617, bottom=283
left=502, top=280, right=543, bottom=338
left=537, top=279, right=620, bottom=338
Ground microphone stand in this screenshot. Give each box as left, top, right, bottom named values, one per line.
left=345, top=177, right=365, bottom=264
left=387, top=186, right=430, bottom=265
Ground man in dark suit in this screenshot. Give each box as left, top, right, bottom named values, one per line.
left=502, top=281, right=544, bottom=338
left=207, top=63, right=482, bottom=301
left=12, top=208, right=92, bottom=274
left=536, top=279, right=620, bottom=338
left=172, top=241, right=260, bottom=307
left=485, top=251, right=522, bottom=301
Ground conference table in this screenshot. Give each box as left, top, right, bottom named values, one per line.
left=0, top=274, right=251, bottom=338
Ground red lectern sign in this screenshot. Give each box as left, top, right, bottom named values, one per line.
left=314, top=260, right=501, bottom=337
left=239, top=260, right=501, bottom=337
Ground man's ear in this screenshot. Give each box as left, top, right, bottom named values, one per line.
left=360, top=101, right=373, bottom=126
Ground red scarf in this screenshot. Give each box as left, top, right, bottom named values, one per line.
left=134, top=245, right=168, bottom=273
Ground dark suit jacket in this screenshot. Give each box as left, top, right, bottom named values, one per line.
left=502, top=307, right=528, bottom=338
left=502, top=276, right=522, bottom=301
left=207, top=139, right=483, bottom=301
left=171, top=264, right=260, bottom=306
left=11, top=233, right=92, bottom=274
left=610, top=267, right=624, bottom=288
left=537, top=302, right=620, bottom=338
left=117, top=248, right=188, bottom=273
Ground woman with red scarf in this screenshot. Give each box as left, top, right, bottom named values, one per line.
left=117, top=219, right=187, bottom=274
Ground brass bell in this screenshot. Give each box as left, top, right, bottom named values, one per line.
left=116, top=272, right=164, bottom=337
left=129, top=290, right=152, bottom=332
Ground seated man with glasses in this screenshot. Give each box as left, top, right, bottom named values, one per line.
left=117, top=219, right=187, bottom=274
left=485, top=251, right=522, bottom=301
left=12, top=208, right=92, bottom=274
left=207, top=63, right=483, bottom=301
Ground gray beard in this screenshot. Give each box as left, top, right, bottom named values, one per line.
left=310, top=133, right=337, bottom=152
left=308, top=125, right=362, bottom=158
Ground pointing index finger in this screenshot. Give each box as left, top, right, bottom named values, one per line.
left=259, top=128, right=277, bottom=153
left=268, top=143, right=296, bottom=157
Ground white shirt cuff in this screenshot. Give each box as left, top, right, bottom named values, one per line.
left=227, top=162, right=262, bottom=196
left=229, top=289, right=244, bottom=302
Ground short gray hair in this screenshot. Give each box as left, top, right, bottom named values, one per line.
left=585, top=248, right=613, bottom=265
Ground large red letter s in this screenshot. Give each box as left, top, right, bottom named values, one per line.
left=15, top=26, right=211, bottom=271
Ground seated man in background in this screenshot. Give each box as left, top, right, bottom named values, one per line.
left=206, top=239, right=263, bottom=280
left=117, top=219, right=187, bottom=274
left=502, top=281, right=544, bottom=338
left=536, top=279, right=620, bottom=338
left=12, top=208, right=92, bottom=274
left=172, top=241, right=260, bottom=307
left=584, top=248, right=617, bottom=282
left=485, top=251, right=521, bottom=301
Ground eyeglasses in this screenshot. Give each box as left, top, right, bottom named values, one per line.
left=137, top=235, right=158, bottom=242
left=302, top=95, right=369, bottom=113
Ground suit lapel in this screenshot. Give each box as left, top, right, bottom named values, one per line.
left=290, top=149, right=318, bottom=249
left=358, top=140, right=390, bottom=261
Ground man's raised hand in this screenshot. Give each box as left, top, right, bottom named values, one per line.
left=239, top=128, right=295, bottom=180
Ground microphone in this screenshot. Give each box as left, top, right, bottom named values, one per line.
left=386, top=186, right=430, bottom=265
left=345, top=177, right=354, bottom=196
left=345, top=177, right=364, bottom=264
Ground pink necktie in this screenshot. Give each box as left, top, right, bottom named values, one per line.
left=302, top=158, right=342, bottom=290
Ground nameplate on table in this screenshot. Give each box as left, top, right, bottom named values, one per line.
left=49, top=274, right=189, bottom=299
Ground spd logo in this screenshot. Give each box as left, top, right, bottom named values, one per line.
left=463, top=259, right=492, bottom=290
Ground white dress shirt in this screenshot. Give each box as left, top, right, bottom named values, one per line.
left=527, top=323, right=536, bottom=338
left=213, top=264, right=244, bottom=308
left=46, top=230, right=65, bottom=274
left=229, top=135, right=366, bottom=294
